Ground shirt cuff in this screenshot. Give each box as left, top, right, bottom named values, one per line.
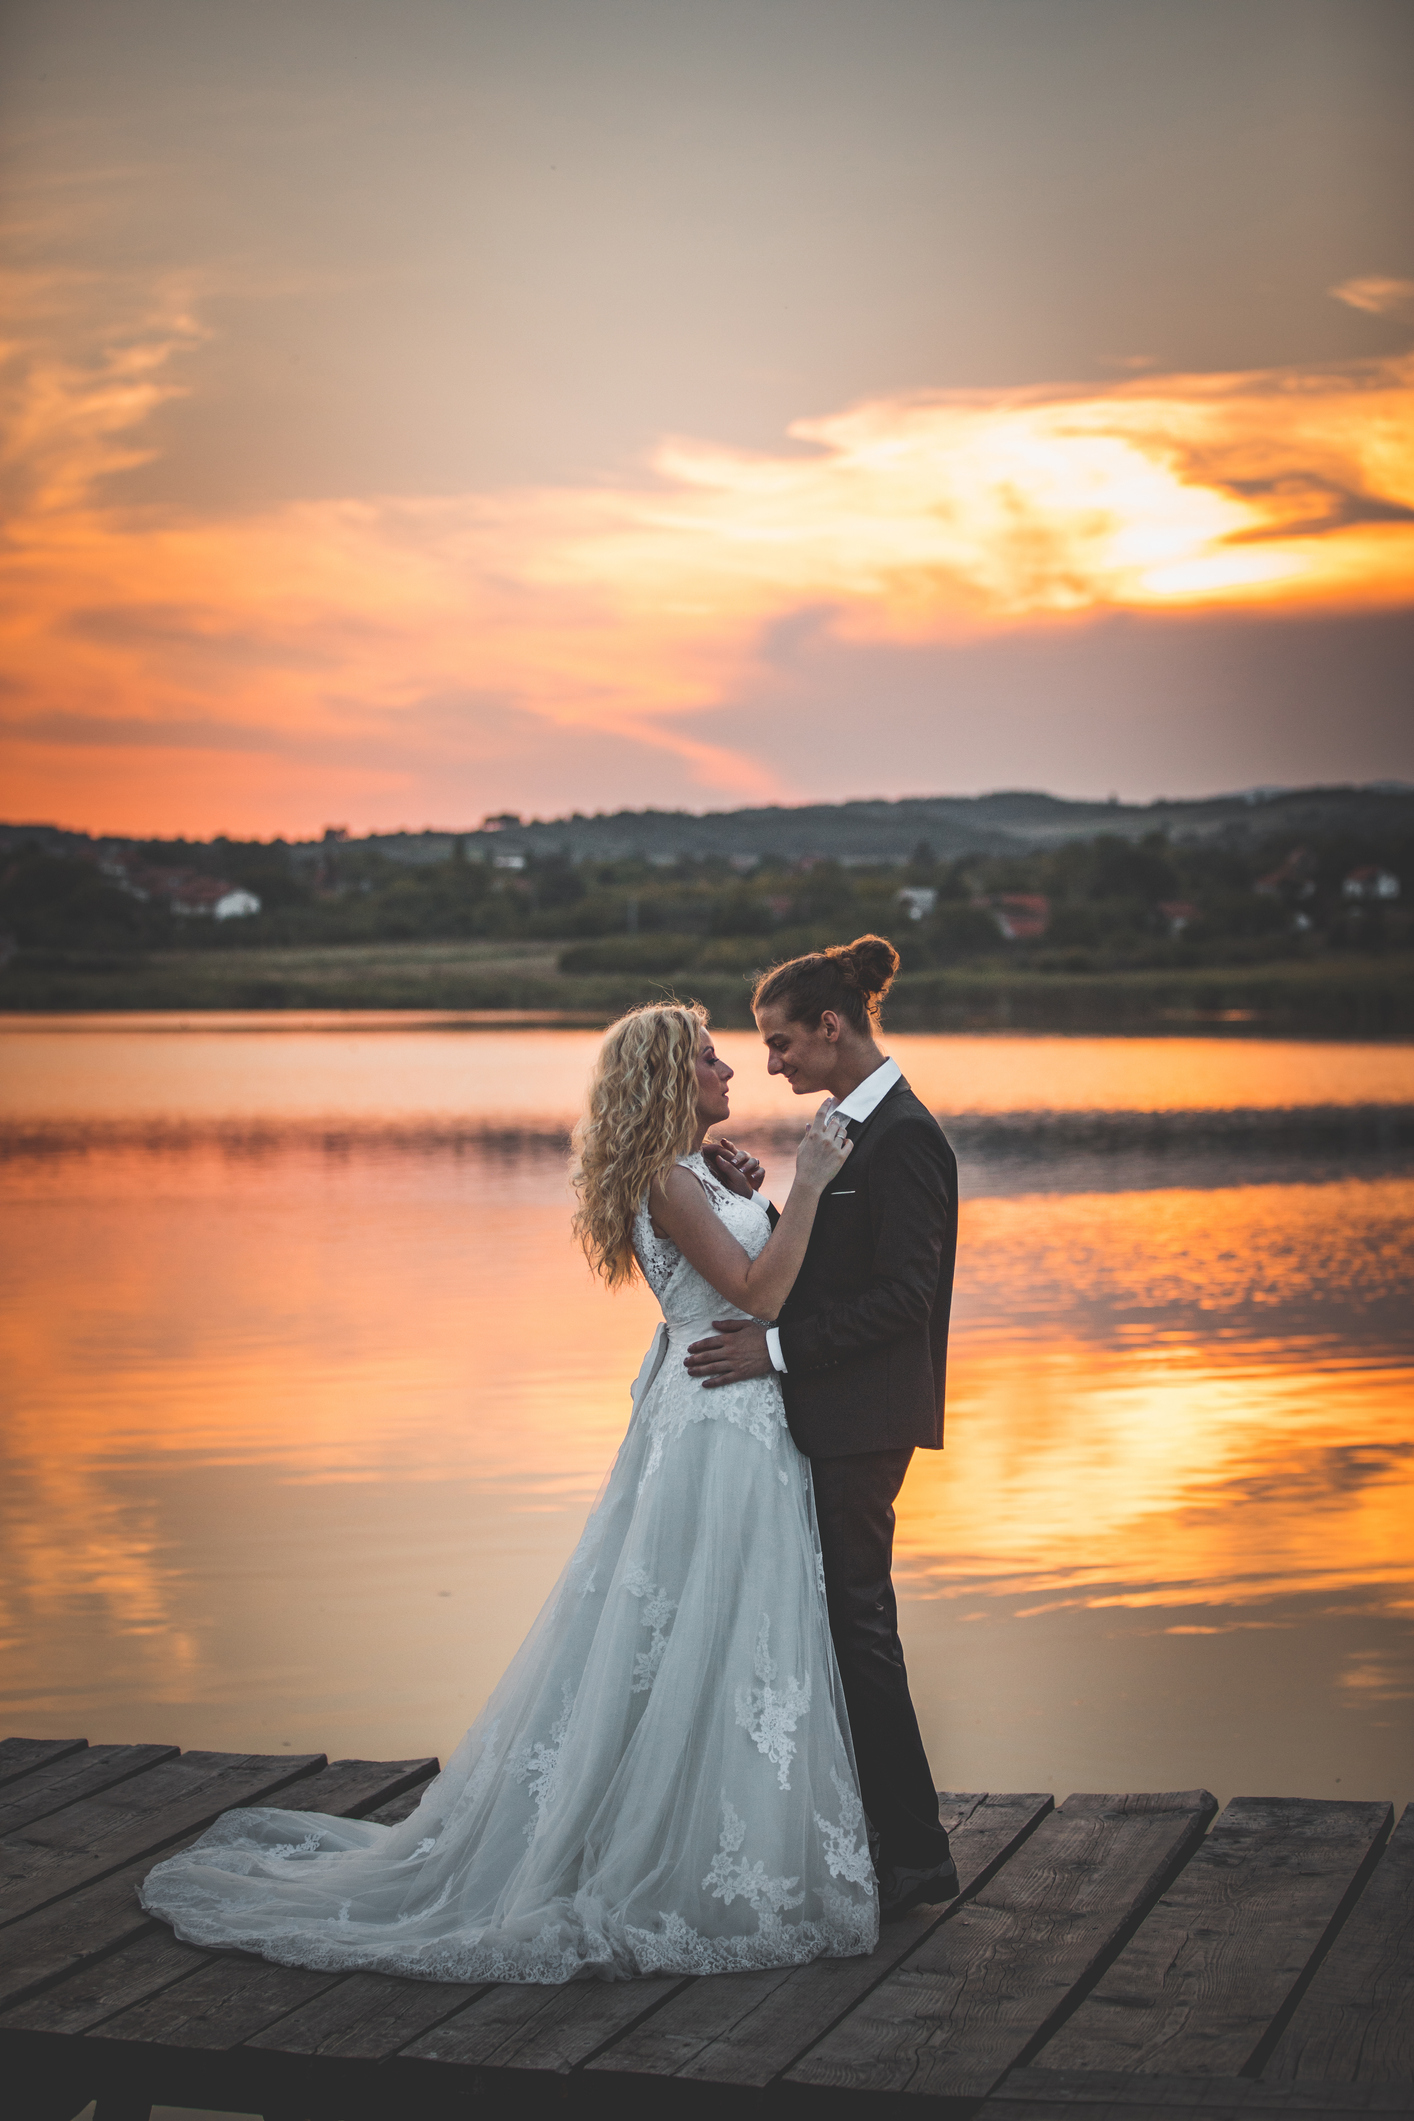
left=765, top=1326, right=787, bottom=1374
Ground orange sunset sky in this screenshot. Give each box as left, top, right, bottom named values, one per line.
left=3, top=0, right=1413, bottom=839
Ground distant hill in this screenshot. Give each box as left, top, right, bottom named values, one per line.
left=410, top=783, right=1414, bottom=866
left=4, top=781, right=1412, bottom=867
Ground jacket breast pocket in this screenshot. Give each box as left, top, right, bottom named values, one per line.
left=819, top=1189, right=867, bottom=1254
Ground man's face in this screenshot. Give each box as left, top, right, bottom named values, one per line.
left=754, top=1003, right=841, bottom=1095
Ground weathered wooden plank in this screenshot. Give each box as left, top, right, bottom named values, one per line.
left=1, top=1923, right=206, bottom=2037
left=938, top=1793, right=999, bottom=1823
left=1041, top=1797, right=1394, bottom=2079
left=244, top=1967, right=486, bottom=2062
left=1266, top=1803, right=1414, bottom=2085
left=0, top=1861, right=170, bottom=2016
left=0, top=1754, right=420, bottom=2014
left=587, top=1791, right=1054, bottom=2090
left=396, top=1973, right=688, bottom=2078
left=0, top=1741, right=88, bottom=1795
left=93, top=1953, right=343, bottom=2052
left=982, top=2066, right=1414, bottom=2119
left=227, top=1755, right=439, bottom=1829
left=0, top=1751, right=325, bottom=1927
left=786, top=1789, right=1218, bottom=2104
left=0, top=1747, right=178, bottom=1839
left=361, top=1776, right=439, bottom=1827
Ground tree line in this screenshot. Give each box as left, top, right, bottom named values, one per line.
left=2, top=822, right=1408, bottom=974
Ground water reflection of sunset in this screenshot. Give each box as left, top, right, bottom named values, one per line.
left=7, top=1023, right=1414, bottom=1127
left=1, top=1029, right=1410, bottom=1800
left=956, top=1175, right=1414, bottom=1332
left=903, top=1337, right=1414, bottom=1608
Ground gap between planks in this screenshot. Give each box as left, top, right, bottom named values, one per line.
left=785, top=1790, right=1219, bottom=2105
left=1041, top=1798, right=1395, bottom=2080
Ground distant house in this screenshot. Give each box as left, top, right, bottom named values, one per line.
left=213, top=888, right=262, bottom=920
left=492, top=852, right=527, bottom=871
left=1255, top=848, right=1317, bottom=898
left=169, top=875, right=230, bottom=916
left=986, top=893, right=1050, bottom=942
left=897, top=886, right=938, bottom=922
left=99, top=854, right=261, bottom=919
left=1158, top=899, right=1199, bottom=935
left=1342, top=866, right=1400, bottom=901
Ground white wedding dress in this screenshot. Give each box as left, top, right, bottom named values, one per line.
left=140, top=1153, right=878, bottom=1982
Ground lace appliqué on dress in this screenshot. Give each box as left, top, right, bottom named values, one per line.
left=622, top=1799, right=873, bottom=1977
left=569, top=1512, right=607, bottom=1601
left=704, top=1797, right=805, bottom=1918
left=510, top=1681, right=574, bottom=1840
left=632, top=1203, right=683, bottom=1300
left=266, top=1829, right=325, bottom=1861
left=735, top=1613, right=811, bottom=1790
left=814, top=1770, right=875, bottom=1888
left=639, top=1376, right=785, bottom=1493
left=622, top=1562, right=677, bottom=1692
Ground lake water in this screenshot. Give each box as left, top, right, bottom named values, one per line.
left=2, top=1020, right=1412, bottom=1813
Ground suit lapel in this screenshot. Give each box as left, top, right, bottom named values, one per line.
left=788, top=1082, right=906, bottom=1310
left=846, top=1075, right=907, bottom=1150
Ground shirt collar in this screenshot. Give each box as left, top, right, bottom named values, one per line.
left=828, top=1055, right=901, bottom=1125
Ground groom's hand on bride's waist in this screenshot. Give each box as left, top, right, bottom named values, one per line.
left=684, top=1318, right=772, bottom=1387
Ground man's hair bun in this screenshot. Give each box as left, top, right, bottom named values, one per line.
left=832, top=934, right=900, bottom=999
left=752, top=930, right=901, bottom=1031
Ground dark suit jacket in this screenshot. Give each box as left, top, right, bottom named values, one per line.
left=773, top=1077, right=957, bottom=1460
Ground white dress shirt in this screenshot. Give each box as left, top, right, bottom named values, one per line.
left=765, top=1055, right=901, bottom=1374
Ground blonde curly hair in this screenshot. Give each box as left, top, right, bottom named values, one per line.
left=571, top=1000, right=708, bottom=1289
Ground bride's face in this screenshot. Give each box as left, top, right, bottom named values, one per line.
left=694, top=1034, right=733, bottom=1124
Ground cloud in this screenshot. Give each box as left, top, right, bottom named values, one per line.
left=3, top=283, right=1413, bottom=831
left=1330, top=276, right=1414, bottom=317
left=0, top=268, right=207, bottom=515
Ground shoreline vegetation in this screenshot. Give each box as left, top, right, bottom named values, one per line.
left=3, top=937, right=1410, bottom=1036
left=3, top=785, right=1410, bottom=1035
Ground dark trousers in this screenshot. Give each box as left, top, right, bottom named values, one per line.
left=811, top=1447, right=951, bottom=1874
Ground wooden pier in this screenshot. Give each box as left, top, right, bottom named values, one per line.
left=0, top=1736, right=1409, bottom=2120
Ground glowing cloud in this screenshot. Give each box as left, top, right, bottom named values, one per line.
left=3, top=287, right=1413, bottom=830
left=1330, top=276, right=1414, bottom=317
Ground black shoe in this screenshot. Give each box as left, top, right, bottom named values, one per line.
left=876, top=1856, right=961, bottom=1923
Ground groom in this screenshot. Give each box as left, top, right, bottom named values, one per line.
left=690, top=937, right=960, bottom=1922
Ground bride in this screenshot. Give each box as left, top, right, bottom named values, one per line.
left=140, top=1002, right=880, bottom=1982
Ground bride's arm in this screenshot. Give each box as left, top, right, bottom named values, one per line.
left=647, top=1111, right=852, bottom=1321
